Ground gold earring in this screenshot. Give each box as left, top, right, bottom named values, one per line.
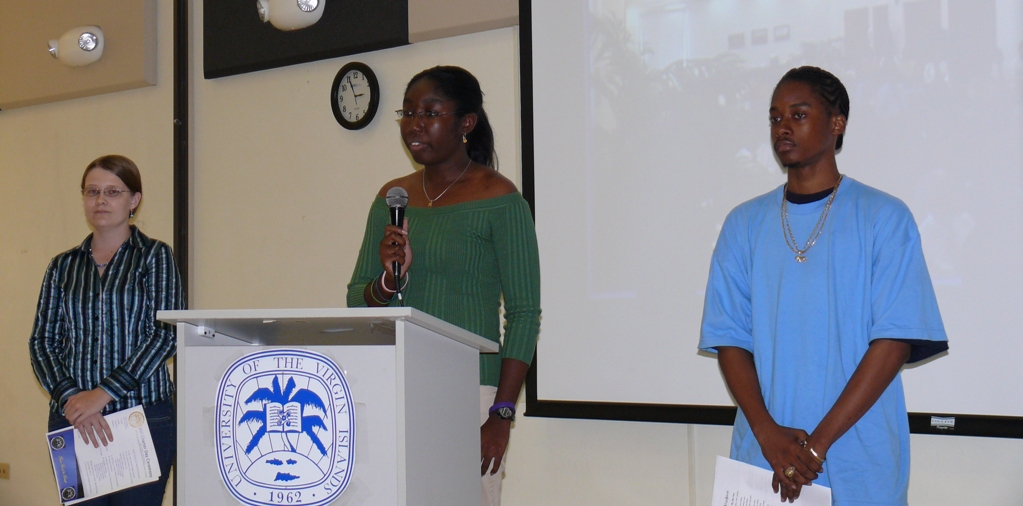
left=462, top=133, right=468, bottom=144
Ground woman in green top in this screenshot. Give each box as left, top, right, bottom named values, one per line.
left=346, top=66, right=541, bottom=505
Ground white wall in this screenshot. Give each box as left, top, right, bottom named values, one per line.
left=503, top=419, right=1023, bottom=505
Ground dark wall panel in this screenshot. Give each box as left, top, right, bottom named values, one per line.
left=204, top=0, right=408, bottom=79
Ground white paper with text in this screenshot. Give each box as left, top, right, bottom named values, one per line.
left=711, top=455, right=831, bottom=506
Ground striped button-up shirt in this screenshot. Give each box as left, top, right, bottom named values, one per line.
left=29, top=226, right=184, bottom=415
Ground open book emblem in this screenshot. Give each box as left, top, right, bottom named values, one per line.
left=216, top=349, right=356, bottom=506
left=266, top=401, right=302, bottom=433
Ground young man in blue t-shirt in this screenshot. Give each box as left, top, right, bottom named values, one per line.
left=699, top=67, right=948, bottom=506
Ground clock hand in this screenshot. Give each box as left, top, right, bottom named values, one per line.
left=347, top=76, right=359, bottom=105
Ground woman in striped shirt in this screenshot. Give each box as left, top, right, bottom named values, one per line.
left=30, top=154, right=183, bottom=505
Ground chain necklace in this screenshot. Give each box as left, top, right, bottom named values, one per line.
left=423, top=159, right=472, bottom=207
left=780, top=174, right=844, bottom=263
left=90, top=249, right=111, bottom=269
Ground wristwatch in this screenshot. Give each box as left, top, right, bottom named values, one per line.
left=489, top=402, right=516, bottom=421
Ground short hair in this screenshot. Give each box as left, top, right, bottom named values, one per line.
left=775, top=66, right=850, bottom=150
left=406, top=66, right=497, bottom=169
left=82, top=154, right=143, bottom=213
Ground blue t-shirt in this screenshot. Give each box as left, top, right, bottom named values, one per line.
left=699, top=177, right=947, bottom=506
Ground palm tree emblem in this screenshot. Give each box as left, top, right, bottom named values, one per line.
left=238, top=375, right=329, bottom=456
left=216, top=349, right=356, bottom=504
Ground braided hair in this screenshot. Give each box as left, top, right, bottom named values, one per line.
left=775, top=66, right=850, bottom=150
left=406, top=66, right=497, bottom=169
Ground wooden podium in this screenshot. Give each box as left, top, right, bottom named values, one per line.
left=159, top=308, right=498, bottom=506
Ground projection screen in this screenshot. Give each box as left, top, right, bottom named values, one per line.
left=524, top=0, right=1023, bottom=437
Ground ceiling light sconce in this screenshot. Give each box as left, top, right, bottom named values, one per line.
left=257, top=0, right=324, bottom=31
left=48, top=26, right=105, bottom=67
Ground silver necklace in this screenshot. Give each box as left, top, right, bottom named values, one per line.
left=423, top=159, right=471, bottom=207
left=780, top=174, right=843, bottom=263
left=90, top=249, right=111, bottom=269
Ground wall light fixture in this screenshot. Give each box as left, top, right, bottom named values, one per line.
left=48, top=26, right=105, bottom=67
left=257, top=0, right=324, bottom=31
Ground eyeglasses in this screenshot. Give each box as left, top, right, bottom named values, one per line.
left=82, top=187, right=131, bottom=198
left=395, top=109, right=457, bottom=121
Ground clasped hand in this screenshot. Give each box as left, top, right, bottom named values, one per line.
left=758, top=424, right=824, bottom=503
left=64, top=388, right=114, bottom=448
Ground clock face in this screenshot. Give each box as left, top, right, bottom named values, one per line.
left=336, top=71, right=370, bottom=122
left=331, top=62, right=380, bottom=130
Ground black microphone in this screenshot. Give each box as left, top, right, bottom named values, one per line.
left=385, top=187, right=409, bottom=302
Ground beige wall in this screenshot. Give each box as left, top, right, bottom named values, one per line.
left=0, top=0, right=175, bottom=504
left=409, top=0, right=517, bottom=43
left=2, top=4, right=1023, bottom=506
left=0, top=0, right=158, bottom=109
left=189, top=27, right=522, bottom=312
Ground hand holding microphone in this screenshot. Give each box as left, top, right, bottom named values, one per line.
left=382, top=187, right=410, bottom=302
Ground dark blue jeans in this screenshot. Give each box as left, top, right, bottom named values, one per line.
left=48, top=400, right=176, bottom=506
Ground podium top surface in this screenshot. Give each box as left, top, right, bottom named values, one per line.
left=157, top=307, right=499, bottom=352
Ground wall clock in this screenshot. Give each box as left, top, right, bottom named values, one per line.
left=331, top=61, right=379, bottom=130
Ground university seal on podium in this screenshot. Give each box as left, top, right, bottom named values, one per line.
left=215, top=349, right=356, bottom=506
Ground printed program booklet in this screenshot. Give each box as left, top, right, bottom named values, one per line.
left=46, top=405, right=160, bottom=504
